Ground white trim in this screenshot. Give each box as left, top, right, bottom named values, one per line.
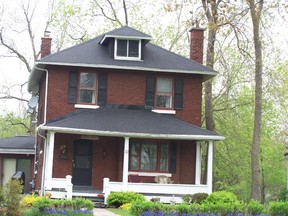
left=207, top=141, right=213, bottom=193
left=100, top=35, right=152, bottom=44
left=195, top=142, right=202, bottom=185
left=38, top=125, right=225, bottom=141
left=152, top=109, right=176, bottom=114
left=122, top=137, right=130, bottom=188
left=0, top=149, right=35, bottom=154
left=74, top=104, right=99, bottom=109
left=34, top=62, right=217, bottom=77
left=129, top=172, right=172, bottom=177
left=114, top=39, right=141, bottom=61
left=44, top=131, right=55, bottom=191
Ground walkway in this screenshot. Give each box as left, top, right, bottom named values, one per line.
left=93, top=208, right=120, bottom=216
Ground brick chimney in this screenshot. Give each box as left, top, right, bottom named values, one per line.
left=189, top=27, right=205, bottom=64
left=40, top=31, right=52, bottom=58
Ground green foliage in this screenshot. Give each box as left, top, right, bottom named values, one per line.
left=269, top=201, right=288, bottom=216
left=193, top=193, right=208, bottom=204
left=4, top=180, right=23, bottom=216
left=73, top=197, right=94, bottom=210
left=278, top=188, right=288, bottom=201
left=203, top=191, right=238, bottom=204
left=247, top=199, right=265, bottom=215
left=106, top=191, right=145, bottom=208
left=33, top=197, right=53, bottom=210
left=22, top=193, right=42, bottom=207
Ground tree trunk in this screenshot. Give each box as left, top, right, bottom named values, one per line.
left=249, top=0, right=264, bottom=202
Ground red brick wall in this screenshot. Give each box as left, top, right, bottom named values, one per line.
left=43, top=66, right=202, bottom=125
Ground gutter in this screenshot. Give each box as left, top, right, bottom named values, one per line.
left=38, top=125, right=225, bottom=141
left=0, top=148, right=35, bottom=155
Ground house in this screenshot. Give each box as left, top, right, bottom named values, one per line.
left=27, top=26, right=224, bottom=203
left=0, top=136, right=35, bottom=193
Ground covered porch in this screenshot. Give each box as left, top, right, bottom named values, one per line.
left=37, top=107, right=224, bottom=203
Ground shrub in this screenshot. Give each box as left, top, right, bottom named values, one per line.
left=33, top=197, right=53, bottom=210
left=192, top=193, right=208, bottom=204
left=203, top=191, right=238, bottom=204
left=247, top=199, right=265, bottom=215
left=278, top=188, right=288, bottom=201
left=74, top=197, right=94, bottom=210
left=4, top=179, right=23, bottom=216
left=106, top=191, right=145, bottom=207
left=269, top=201, right=288, bottom=216
left=200, top=191, right=244, bottom=215
left=120, top=203, right=132, bottom=210
left=22, top=193, right=42, bottom=207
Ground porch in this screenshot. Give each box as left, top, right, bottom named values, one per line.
left=38, top=107, right=224, bottom=203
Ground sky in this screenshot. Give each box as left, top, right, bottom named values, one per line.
left=0, top=0, right=288, bottom=116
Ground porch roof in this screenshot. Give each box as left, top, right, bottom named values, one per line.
left=39, top=107, right=224, bottom=141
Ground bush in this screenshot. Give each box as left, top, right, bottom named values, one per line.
left=120, top=203, right=132, bottom=210
left=192, top=193, right=208, bottom=204
left=203, top=191, right=238, bottom=204
left=4, top=179, right=23, bottom=216
left=200, top=191, right=244, bottom=215
left=22, top=193, right=42, bottom=207
left=278, top=188, right=288, bottom=201
left=73, top=197, right=94, bottom=210
left=33, top=197, right=53, bottom=210
left=269, top=201, right=288, bottom=216
left=247, top=199, right=265, bottom=215
left=106, top=191, right=145, bottom=207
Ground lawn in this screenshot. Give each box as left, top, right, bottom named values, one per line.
left=108, top=208, right=132, bottom=216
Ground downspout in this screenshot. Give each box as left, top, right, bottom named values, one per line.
left=34, top=65, right=49, bottom=196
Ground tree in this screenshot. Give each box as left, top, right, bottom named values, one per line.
left=248, top=0, right=264, bottom=202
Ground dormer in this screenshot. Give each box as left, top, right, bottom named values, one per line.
left=99, top=26, right=152, bottom=61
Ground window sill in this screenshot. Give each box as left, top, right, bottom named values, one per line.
left=129, top=172, right=172, bottom=177
left=75, top=104, right=99, bottom=109
left=152, top=109, right=176, bottom=114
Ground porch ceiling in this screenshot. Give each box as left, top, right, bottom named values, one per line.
left=39, top=107, right=224, bottom=141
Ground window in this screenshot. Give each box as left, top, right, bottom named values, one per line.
left=79, top=72, right=97, bottom=104
left=115, top=39, right=141, bottom=60
left=155, top=78, right=173, bottom=109
left=129, top=142, right=169, bottom=172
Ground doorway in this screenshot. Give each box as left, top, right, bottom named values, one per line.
left=72, top=139, right=93, bottom=186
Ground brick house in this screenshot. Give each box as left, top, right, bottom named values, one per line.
left=28, top=26, right=223, bottom=203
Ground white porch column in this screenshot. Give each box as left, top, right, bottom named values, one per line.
left=206, top=140, right=214, bottom=194
left=195, top=141, right=202, bottom=185
left=44, top=131, right=55, bottom=191
left=122, top=137, right=130, bottom=188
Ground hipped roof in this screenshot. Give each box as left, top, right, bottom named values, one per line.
left=28, top=26, right=217, bottom=94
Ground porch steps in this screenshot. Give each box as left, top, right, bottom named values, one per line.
left=72, top=186, right=105, bottom=208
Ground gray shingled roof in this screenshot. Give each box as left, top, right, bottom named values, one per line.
left=0, top=136, right=35, bottom=154
left=29, top=26, right=217, bottom=94
left=39, top=107, right=224, bottom=141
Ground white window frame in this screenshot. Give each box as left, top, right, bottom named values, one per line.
left=114, top=38, right=142, bottom=61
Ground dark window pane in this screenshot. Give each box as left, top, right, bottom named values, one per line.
left=130, top=144, right=140, bottom=170
left=80, top=89, right=95, bottom=103
left=141, top=143, right=157, bottom=170
left=156, top=94, right=172, bottom=108
left=128, top=40, right=139, bottom=57
left=80, top=73, right=96, bottom=88
left=117, top=39, right=127, bottom=56
left=160, top=144, right=169, bottom=171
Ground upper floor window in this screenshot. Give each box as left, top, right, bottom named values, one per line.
left=115, top=39, right=141, bottom=60
left=155, top=78, right=173, bottom=109
left=145, top=76, right=183, bottom=111
left=79, top=72, right=97, bottom=104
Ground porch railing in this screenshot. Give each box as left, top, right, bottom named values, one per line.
left=103, top=177, right=210, bottom=204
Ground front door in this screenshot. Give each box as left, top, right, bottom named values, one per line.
left=72, top=139, right=93, bottom=186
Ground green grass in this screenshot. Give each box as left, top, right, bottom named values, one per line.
left=108, top=208, right=132, bottom=216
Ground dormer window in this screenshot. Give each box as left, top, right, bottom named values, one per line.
left=115, top=39, right=141, bottom=60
